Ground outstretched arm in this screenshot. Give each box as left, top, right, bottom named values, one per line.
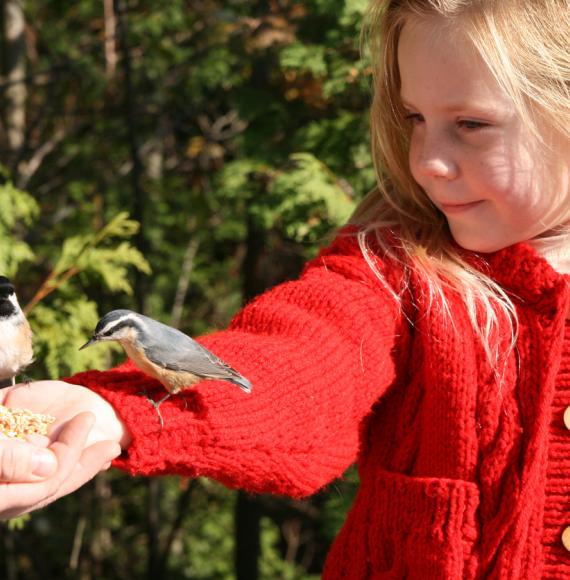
left=66, top=232, right=410, bottom=497
left=0, top=232, right=408, bottom=501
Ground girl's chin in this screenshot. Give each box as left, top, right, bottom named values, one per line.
left=449, top=231, right=514, bottom=254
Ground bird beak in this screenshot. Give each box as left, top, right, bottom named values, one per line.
left=79, top=336, right=98, bottom=351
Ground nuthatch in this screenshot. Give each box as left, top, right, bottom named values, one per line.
left=0, top=276, right=33, bottom=387
left=80, top=309, right=251, bottom=422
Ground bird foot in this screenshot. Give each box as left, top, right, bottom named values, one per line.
left=146, top=398, right=166, bottom=429
left=136, top=388, right=171, bottom=428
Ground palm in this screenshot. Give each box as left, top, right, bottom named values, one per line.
left=0, top=381, right=124, bottom=519
left=1, top=380, right=124, bottom=447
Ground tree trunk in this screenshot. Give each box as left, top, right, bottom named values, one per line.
left=146, top=479, right=162, bottom=580
left=1, top=0, right=27, bottom=154
left=233, top=214, right=267, bottom=580
left=235, top=492, right=262, bottom=580
left=114, top=0, right=148, bottom=314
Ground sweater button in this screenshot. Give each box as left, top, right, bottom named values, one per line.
left=564, top=407, right=570, bottom=430
left=563, top=527, right=570, bottom=552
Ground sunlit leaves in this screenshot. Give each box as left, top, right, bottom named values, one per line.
left=52, top=212, right=150, bottom=293
left=0, top=177, right=39, bottom=277
left=269, top=152, right=354, bottom=241
left=28, top=299, right=120, bottom=377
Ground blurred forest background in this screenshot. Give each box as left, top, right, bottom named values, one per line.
left=0, top=0, right=376, bottom=578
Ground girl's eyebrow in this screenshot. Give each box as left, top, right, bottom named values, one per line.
left=400, top=96, right=508, bottom=116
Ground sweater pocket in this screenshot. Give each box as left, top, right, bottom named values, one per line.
left=364, top=469, right=480, bottom=579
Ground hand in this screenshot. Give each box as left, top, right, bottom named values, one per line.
left=0, top=412, right=120, bottom=519
left=0, top=381, right=130, bottom=519
left=1, top=380, right=131, bottom=449
left=0, top=433, right=54, bottom=483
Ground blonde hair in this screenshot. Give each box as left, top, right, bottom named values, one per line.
left=351, top=0, right=570, bottom=367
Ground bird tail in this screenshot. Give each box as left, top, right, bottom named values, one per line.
left=228, top=374, right=252, bottom=393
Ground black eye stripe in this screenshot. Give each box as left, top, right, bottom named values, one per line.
left=98, top=319, right=133, bottom=336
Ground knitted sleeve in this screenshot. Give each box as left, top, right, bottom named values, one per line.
left=66, top=231, right=409, bottom=498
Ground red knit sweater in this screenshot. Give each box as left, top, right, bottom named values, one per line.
left=68, top=229, right=570, bottom=579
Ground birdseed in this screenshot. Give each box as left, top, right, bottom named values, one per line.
left=0, top=404, right=55, bottom=439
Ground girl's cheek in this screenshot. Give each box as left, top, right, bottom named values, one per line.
left=408, top=141, right=423, bottom=185
left=479, top=152, right=523, bottom=198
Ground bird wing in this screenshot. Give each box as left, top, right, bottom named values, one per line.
left=142, top=327, right=241, bottom=380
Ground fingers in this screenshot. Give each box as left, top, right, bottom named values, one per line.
left=0, top=438, right=57, bottom=483
left=79, top=441, right=121, bottom=475
left=10, top=413, right=96, bottom=513
left=0, top=412, right=121, bottom=520
left=22, top=414, right=120, bottom=509
left=3, top=380, right=128, bottom=449
left=24, top=434, right=51, bottom=447
left=45, top=412, right=96, bottom=489
left=55, top=440, right=121, bottom=498
left=0, top=412, right=97, bottom=519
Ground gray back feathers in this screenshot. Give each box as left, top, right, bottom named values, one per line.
left=99, top=310, right=251, bottom=392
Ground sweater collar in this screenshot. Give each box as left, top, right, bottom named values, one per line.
left=354, top=225, right=569, bottom=315
left=465, top=242, right=569, bottom=312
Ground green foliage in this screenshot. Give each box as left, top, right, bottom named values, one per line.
left=0, top=175, right=39, bottom=277
left=259, top=518, right=321, bottom=580
left=29, top=299, right=120, bottom=377
left=1, top=0, right=368, bottom=576
left=2, top=204, right=149, bottom=378
left=26, top=213, right=150, bottom=378
left=52, top=213, right=151, bottom=294
left=268, top=152, right=355, bottom=242
left=217, top=153, right=355, bottom=243
left=280, top=43, right=328, bottom=77
left=5, top=514, right=30, bottom=531
left=190, top=46, right=242, bottom=92
left=178, top=480, right=236, bottom=578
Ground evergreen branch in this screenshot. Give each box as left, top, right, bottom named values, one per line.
left=23, top=266, right=80, bottom=315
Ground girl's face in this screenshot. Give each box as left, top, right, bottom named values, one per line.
left=398, top=18, right=570, bottom=253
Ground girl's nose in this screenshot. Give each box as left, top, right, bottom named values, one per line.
left=419, top=157, right=458, bottom=180
left=413, top=132, right=459, bottom=181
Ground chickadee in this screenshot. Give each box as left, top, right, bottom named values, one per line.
left=80, top=309, right=251, bottom=424
left=0, top=276, right=33, bottom=387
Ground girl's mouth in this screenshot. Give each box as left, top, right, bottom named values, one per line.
left=439, top=201, right=484, bottom=214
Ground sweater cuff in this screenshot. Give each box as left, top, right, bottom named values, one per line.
left=64, top=361, right=206, bottom=476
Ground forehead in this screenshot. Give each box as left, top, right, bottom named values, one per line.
left=397, top=17, right=513, bottom=114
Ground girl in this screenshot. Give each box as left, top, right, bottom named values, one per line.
left=5, top=0, right=570, bottom=577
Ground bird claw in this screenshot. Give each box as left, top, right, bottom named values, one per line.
left=146, top=398, right=165, bottom=429
left=136, top=388, right=171, bottom=428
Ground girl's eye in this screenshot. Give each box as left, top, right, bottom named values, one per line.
left=457, top=119, right=490, bottom=131
left=404, top=112, right=424, bottom=125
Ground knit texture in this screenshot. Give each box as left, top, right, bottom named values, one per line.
left=542, top=319, right=570, bottom=579
left=66, top=229, right=570, bottom=579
